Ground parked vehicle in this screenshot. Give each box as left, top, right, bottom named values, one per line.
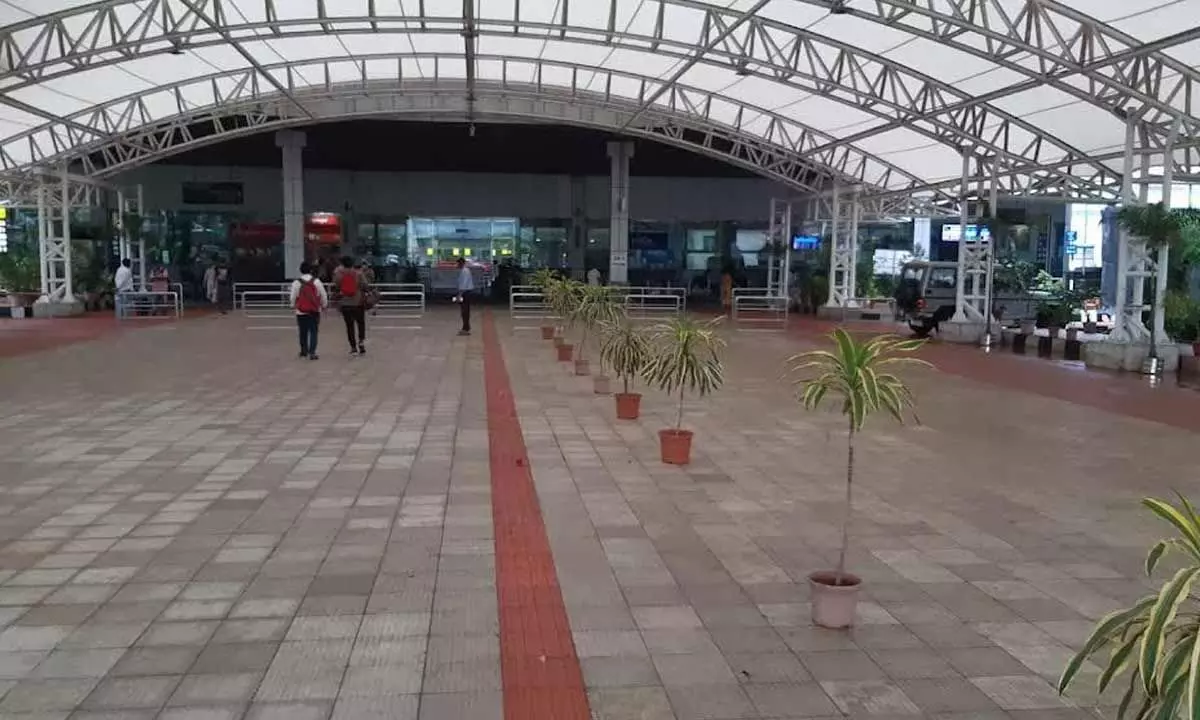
left=893, top=260, right=1049, bottom=338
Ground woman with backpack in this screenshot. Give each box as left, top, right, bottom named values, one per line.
left=333, top=256, right=369, bottom=356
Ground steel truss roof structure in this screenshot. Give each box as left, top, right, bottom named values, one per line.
left=0, top=0, right=1197, bottom=212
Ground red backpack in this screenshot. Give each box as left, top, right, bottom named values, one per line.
left=295, top=279, right=321, bottom=314
left=339, top=270, right=360, bottom=302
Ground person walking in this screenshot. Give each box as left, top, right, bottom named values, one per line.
left=334, top=256, right=368, bottom=356
left=290, top=261, right=327, bottom=360
left=455, top=257, right=474, bottom=336
left=114, top=258, right=134, bottom=318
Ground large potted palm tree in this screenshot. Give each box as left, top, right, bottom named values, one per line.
left=787, top=330, right=927, bottom=628
left=1058, top=494, right=1200, bottom=717
left=642, top=316, right=725, bottom=465
left=529, top=268, right=559, bottom=340
left=575, top=285, right=622, bottom=387
left=1117, top=203, right=1200, bottom=370
left=546, top=279, right=583, bottom=361
left=600, top=316, right=651, bottom=417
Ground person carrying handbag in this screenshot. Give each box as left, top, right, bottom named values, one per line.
left=333, top=256, right=369, bottom=356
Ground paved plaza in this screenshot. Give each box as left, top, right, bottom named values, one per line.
left=0, top=310, right=1193, bottom=720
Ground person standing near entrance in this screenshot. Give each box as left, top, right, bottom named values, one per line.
left=290, top=262, right=327, bottom=360
left=114, top=258, right=134, bottom=318
left=334, top=256, right=368, bottom=356
left=455, top=257, right=474, bottom=336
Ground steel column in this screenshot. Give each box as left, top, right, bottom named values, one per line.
left=606, top=140, right=633, bottom=285
left=276, top=130, right=307, bottom=277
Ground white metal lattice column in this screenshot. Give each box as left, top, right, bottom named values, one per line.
left=767, top=198, right=792, bottom=297
left=36, top=168, right=74, bottom=303
left=951, top=151, right=989, bottom=323
left=1109, top=114, right=1150, bottom=344
left=118, top=186, right=147, bottom=290
left=825, top=187, right=858, bottom=307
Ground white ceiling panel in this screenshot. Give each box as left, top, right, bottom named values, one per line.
left=0, top=0, right=1196, bottom=195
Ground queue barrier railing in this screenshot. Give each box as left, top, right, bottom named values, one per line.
left=509, top=285, right=554, bottom=328
left=624, top=292, right=683, bottom=318
left=373, top=289, right=426, bottom=319
left=116, top=291, right=180, bottom=320
left=732, top=288, right=788, bottom=331
left=234, top=282, right=289, bottom=310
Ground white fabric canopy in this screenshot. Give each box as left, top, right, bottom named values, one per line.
left=0, top=0, right=1196, bottom=201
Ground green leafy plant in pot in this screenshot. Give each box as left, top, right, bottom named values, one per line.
left=1058, top=494, right=1200, bottom=717
left=642, top=315, right=725, bottom=465
left=0, top=247, right=42, bottom=308
left=546, top=279, right=583, bottom=361
left=574, top=285, right=622, bottom=387
left=600, top=316, right=651, bottom=418
left=530, top=268, right=559, bottom=339
left=786, top=330, right=928, bottom=628
left=1117, top=202, right=1200, bottom=364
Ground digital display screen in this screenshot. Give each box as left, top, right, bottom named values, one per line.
left=941, top=224, right=991, bottom=242
left=792, top=235, right=821, bottom=250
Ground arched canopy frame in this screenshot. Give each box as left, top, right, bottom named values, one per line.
left=0, top=0, right=1195, bottom=205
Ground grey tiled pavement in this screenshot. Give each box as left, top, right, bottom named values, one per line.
left=498, top=315, right=1195, bottom=720
left=0, top=309, right=1191, bottom=719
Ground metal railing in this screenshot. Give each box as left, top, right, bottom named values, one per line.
left=624, top=292, right=683, bottom=318
left=509, top=285, right=553, bottom=327
left=373, top=288, right=426, bottom=318
left=241, top=290, right=294, bottom=318
left=233, top=283, right=289, bottom=310
left=732, top=288, right=789, bottom=331
left=613, top=286, right=687, bottom=310
left=116, top=291, right=180, bottom=320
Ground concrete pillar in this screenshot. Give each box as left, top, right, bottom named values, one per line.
left=607, top=141, right=633, bottom=285
left=276, top=130, right=307, bottom=278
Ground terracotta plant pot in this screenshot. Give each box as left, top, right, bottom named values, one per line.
left=593, top=375, right=611, bottom=395
left=540, top=325, right=555, bottom=340
left=809, top=571, right=863, bottom=629
left=658, top=429, right=693, bottom=465
left=556, top=344, right=574, bottom=362
left=615, top=393, right=641, bottom=420
left=574, top=358, right=590, bottom=376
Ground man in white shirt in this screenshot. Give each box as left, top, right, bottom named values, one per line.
left=455, top=257, right=475, bottom=336
left=113, top=258, right=134, bottom=318
left=587, top=267, right=602, bottom=286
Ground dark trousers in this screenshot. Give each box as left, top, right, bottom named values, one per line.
left=342, top=306, right=366, bottom=349
left=296, top=313, right=320, bottom=355
left=459, top=292, right=472, bottom=332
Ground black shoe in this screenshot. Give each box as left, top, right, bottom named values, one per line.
left=299, top=351, right=308, bottom=359
left=309, top=354, right=319, bottom=361
left=357, top=345, right=366, bottom=356
left=349, top=348, right=359, bottom=356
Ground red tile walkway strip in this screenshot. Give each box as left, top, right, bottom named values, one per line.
left=481, top=310, right=591, bottom=720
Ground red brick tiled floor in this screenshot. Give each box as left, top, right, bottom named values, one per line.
left=481, top=311, right=591, bottom=720
left=788, top=316, right=1200, bottom=434
left=0, top=315, right=123, bottom=359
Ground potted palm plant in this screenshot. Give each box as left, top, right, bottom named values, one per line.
left=642, top=316, right=725, bottom=465
left=1058, top=494, right=1200, bottom=717
left=546, top=279, right=582, bottom=361
left=0, top=248, right=42, bottom=316
left=1117, top=203, right=1200, bottom=368
left=575, top=285, right=622, bottom=386
left=529, top=268, right=559, bottom=340
left=600, top=316, right=651, bottom=417
left=787, top=330, right=928, bottom=628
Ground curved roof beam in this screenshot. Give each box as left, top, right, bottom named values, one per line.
left=786, top=0, right=1200, bottom=153
left=0, top=1, right=1131, bottom=191
left=0, top=54, right=941, bottom=197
